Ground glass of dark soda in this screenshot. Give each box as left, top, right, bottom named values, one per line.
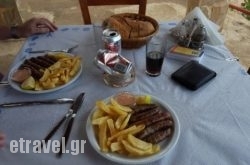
left=145, top=37, right=164, bottom=77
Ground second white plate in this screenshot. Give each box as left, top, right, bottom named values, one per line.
left=7, top=53, right=82, bottom=94
left=86, top=93, right=180, bottom=164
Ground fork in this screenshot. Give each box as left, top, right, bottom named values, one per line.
left=28, top=45, right=78, bottom=54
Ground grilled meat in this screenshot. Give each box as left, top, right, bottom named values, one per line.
left=130, top=111, right=171, bottom=126
left=30, top=57, right=51, bottom=68
left=131, top=104, right=158, bottom=113
left=143, top=128, right=172, bottom=144
left=137, top=120, right=173, bottom=139
left=23, top=59, right=44, bottom=70
left=37, top=56, right=55, bottom=65
left=19, top=54, right=58, bottom=80
left=130, top=107, right=160, bottom=123
left=129, top=103, right=174, bottom=144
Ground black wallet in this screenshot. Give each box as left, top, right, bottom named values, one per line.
left=171, top=60, right=216, bottom=90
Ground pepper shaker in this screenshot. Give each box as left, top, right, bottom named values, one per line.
left=190, top=25, right=207, bottom=50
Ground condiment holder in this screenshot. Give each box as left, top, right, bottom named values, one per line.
left=94, top=50, right=135, bottom=87
left=103, top=65, right=135, bottom=88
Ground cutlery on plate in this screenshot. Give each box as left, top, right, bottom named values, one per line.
left=28, top=45, right=78, bottom=54
left=0, top=98, right=74, bottom=108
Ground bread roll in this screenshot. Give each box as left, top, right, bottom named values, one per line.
left=138, top=20, right=155, bottom=37
left=106, top=17, right=131, bottom=39
left=105, top=14, right=156, bottom=39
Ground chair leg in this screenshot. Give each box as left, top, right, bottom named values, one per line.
left=0, top=72, right=3, bottom=80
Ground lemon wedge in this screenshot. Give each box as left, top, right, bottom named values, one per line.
left=21, top=76, right=35, bottom=90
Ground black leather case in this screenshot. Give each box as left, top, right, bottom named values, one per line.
left=171, top=60, right=217, bottom=90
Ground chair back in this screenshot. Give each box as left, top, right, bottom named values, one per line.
left=78, top=0, right=147, bottom=24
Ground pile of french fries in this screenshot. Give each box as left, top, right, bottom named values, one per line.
left=91, top=96, right=160, bottom=157
left=35, top=53, right=81, bottom=90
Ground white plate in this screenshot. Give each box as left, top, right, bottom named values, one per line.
left=8, top=53, right=82, bottom=94
left=86, top=93, right=180, bottom=164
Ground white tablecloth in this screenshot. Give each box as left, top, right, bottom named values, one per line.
left=1, top=22, right=250, bottom=165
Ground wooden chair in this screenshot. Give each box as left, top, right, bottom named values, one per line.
left=78, top=0, right=147, bottom=24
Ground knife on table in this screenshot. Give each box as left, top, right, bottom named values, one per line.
left=57, top=92, right=85, bottom=157
left=0, top=98, right=74, bottom=108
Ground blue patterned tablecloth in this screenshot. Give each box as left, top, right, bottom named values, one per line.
left=0, top=22, right=250, bottom=165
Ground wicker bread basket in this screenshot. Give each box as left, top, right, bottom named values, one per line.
left=103, top=13, right=159, bottom=49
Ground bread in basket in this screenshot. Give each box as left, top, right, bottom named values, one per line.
left=103, top=13, right=159, bottom=49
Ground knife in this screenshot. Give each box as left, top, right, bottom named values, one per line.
left=57, top=92, right=85, bottom=157
left=0, top=98, right=74, bottom=108
left=28, top=50, right=47, bottom=53
left=0, top=81, right=9, bottom=85
left=28, top=50, right=61, bottom=53
left=28, top=45, right=78, bottom=54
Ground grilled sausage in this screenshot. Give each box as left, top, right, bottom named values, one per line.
left=37, top=56, right=56, bottom=65
left=18, top=54, right=60, bottom=79
left=143, top=128, right=172, bottom=144
left=131, top=104, right=158, bottom=113
left=30, top=57, right=51, bottom=68
left=130, top=111, right=172, bottom=126
left=137, top=120, right=173, bottom=139
left=24, top=59, right=44, bottom=70
left=129, top=103, right=175, bottom=144
left=129, top=107, right=160, bottom=123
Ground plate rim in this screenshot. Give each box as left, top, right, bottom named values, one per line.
left=7, top=53, right=82, bottom=94
left=85, top=93, right=180, bottom=164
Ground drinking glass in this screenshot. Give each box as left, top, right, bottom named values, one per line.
left=145, top=37, right=165, bottom=77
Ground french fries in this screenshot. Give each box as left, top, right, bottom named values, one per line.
left=99, top=121, right=108, bottom=152
left=35, top=53, right=81, bottom=90
left=91, top=95, right=160, bottom=157
left=127, top=134, right=152, bottom=150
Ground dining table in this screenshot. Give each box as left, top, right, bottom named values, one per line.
left=0, top=21, right=250, bottom=165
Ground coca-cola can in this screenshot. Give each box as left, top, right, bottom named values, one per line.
left=102, top=29, right=121, bottom=54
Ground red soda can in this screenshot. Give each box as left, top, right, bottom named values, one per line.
left=102, top=29, right=121, bottom=54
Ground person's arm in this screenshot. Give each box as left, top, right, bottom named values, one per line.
left=0, top=17, right=58, bottom=40
left=0, top=132, right=5, bottom=148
